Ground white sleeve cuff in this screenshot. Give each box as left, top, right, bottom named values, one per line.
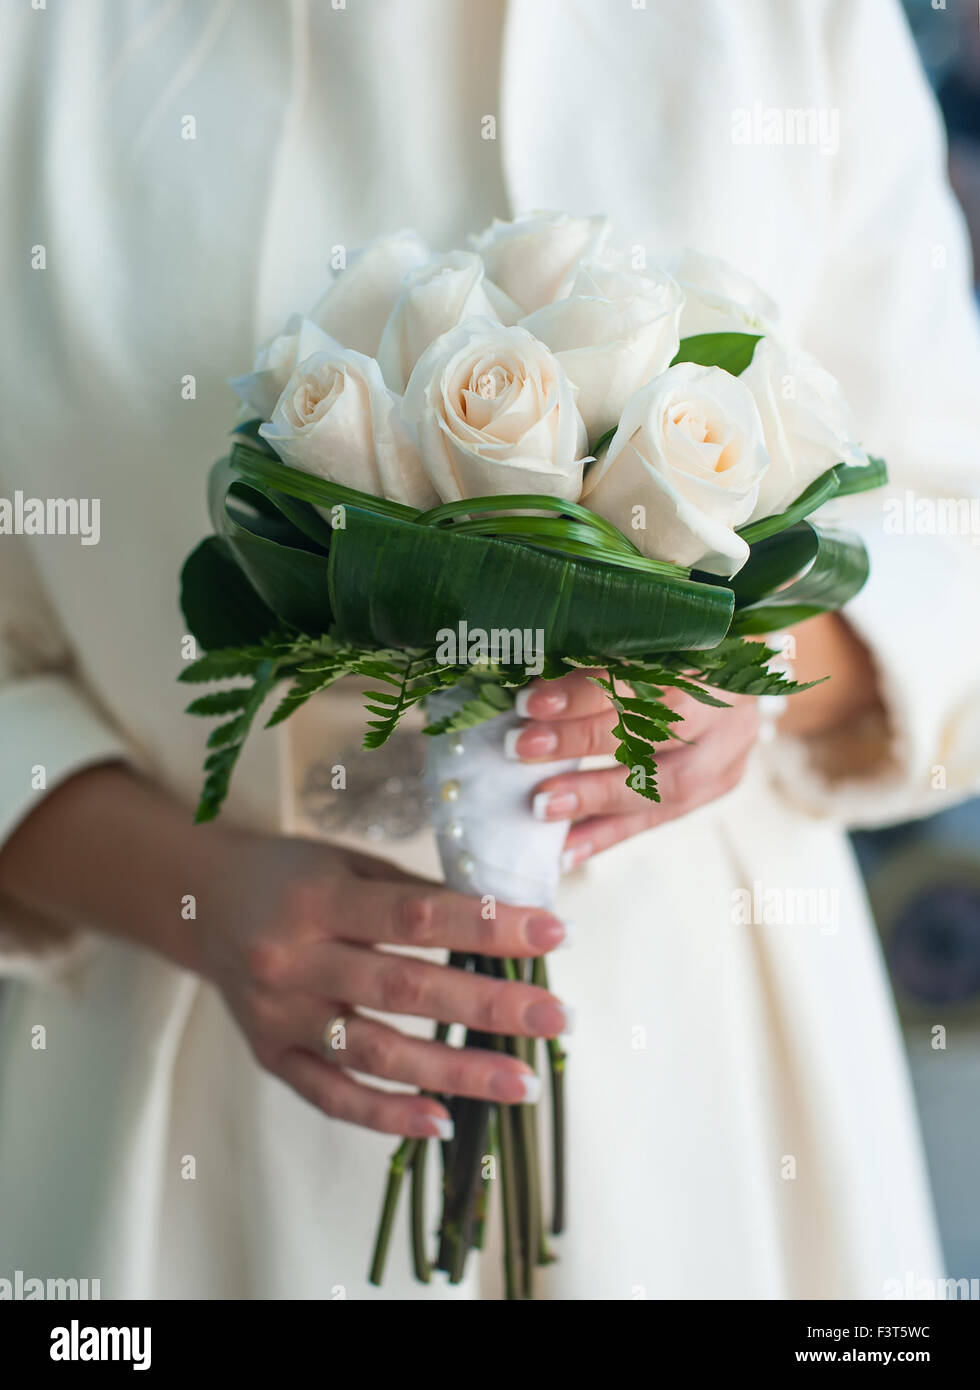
left=0, top=674, right=133, bottom=983
left=764, top=525, right=980, bottom=828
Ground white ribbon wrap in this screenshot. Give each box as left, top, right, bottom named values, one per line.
left=424, top=687, right=580, bottom=910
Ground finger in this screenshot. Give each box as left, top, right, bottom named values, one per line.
left=301, top=1006, right=540, bottom=1105
left=508, top=711, right=621, bottom=763
left=563, top=750, right=755, bottom=866
left=278, top=1048, right=454, bottom=1139
left=508, top=687, right=722, bottom=763
left=299, top=876, right=571, bottom=956
left=310, top=942, right=573, bottom=1038
left=539, top=702, right=760, bottom=824
left=513, top=668, right=720, bottom=724
left=514, top=669, right=610, bottom=721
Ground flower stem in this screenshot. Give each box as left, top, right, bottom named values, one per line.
left=410, top=1139, right=431, bottom=1283
left=495, top=1097, right=522, bottom=1300
left=534, top=955, right=567, bottom=1236
left=368, top=1137, right=416, bottom=1286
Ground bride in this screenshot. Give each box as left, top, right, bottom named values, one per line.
left=1, top=0, right=978, bottom=1299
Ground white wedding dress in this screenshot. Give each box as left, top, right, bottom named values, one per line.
left=1, top=0, right=979, bottom=1299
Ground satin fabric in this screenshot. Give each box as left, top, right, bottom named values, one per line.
left=1, top=0, right=979, bottom=1298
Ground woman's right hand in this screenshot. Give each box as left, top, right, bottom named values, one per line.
left=199, top=833, right=573, bottom=1140
left=0, top=766, right=573, bottom=1143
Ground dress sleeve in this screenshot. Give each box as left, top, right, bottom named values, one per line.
left=765, top=0, right=980, bottom=828
left=0, top=533, right=133, bottom=981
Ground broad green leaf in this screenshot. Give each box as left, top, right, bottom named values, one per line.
left=180, top=536, right=279, bottom=651
left=737, top=469, right=841, bottom=548
left=732, top=523, right=869, bottom=634
left=327, top=508, right=734, bottom=658
left=835, top=454, right=888, bottom=497
left=208, top=460, right=335, bottom=633
left=230, top=442, right=421, bottom=522
left=670, top=332, right=762, bottom=376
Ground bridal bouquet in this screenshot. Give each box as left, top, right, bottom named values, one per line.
left=179, top=211, right=885, bottom=1298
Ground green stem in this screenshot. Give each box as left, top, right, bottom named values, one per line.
left=368, top=1137, right=416, bottom=1286
left=410, top=1140, right=431, bottom=1283
left=534, top=955, right=567, bottom=1237
left=516, top=1080, right=542, bottom=1298
left=495, top=1096, right=522, bottom=1301
left=546, top=1038, right=567, bottom=1236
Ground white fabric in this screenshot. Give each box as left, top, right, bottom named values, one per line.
left=0, top=0, right=978, bottom=1298
left=423, top=688, right=578, bottom=908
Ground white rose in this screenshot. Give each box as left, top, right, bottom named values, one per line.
left=402, top=318, right=588, bottom=503
left=673, top=248, right=778, bottom=337
left=742, top=337, right=870, bottom=522
left=470, top=210, right=611, bottom=314
left=259, top=346, right=439, bottom=509
left=310, top=230, right=430, bottom=356
left=230, top=316, right=333, bottom=420
left=520, top=262, right=683, bottom=440
left=582, top=362, right=770, bottom=575
left=377, top=251, right=521, bottom=393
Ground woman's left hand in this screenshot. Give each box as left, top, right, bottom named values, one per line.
left=510, top=669, right=762, bottom=868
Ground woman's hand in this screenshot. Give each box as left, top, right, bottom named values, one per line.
left=201, top=835, right=572, bottom=1140
left=512, top=614, right=884, bottom=866
left=0, top=766, right=572, bottom=1142
left=510, top=669, right=762, bottom=867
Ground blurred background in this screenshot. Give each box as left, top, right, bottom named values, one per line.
left=865, top=0, right=980, bottom=1284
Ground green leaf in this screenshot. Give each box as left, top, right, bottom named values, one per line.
left=422, top=675, right=515, bottom=736
left=264, top=658, right=355, bottom=729
left=230, top=419, right=278, bottom=456
left=732, top=523, right=870, bottom=635
left=670, top=332, right=762, bottom=376
left=591, top=427, right=616, bottom=457
left=180, top=536, right=279, bottom=651
left=736, top=468, right=842, bottom=548
left=230, top=442, right=421, bottom=522
left=836, top=454, right=888, bottom=497
left=193, top=657, right=280, bottom=822
left=179, top=644, right=276, bottom=683
left=736, top=456, right=889, bottom=549
left=328, top=508, right=734, bottom=658
left=208, top=460, right=336, bottom=633
left=185, top=688, right=253, bottom=717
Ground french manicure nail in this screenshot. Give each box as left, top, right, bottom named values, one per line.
left=515, top=687, right=567, bottom=719
left=532, top=790, right=579, bottom=821
left=561, top=843, right=592, bottom=873
left=412, top=1114, right=454, bottom=1141
left=504, top=727, right=559, bottom=760
left=525, top=1000, right=575, bottom=1037
left=489, top=1070, right=542, bottom=1104
left=526, top=914, right=573, bottom=951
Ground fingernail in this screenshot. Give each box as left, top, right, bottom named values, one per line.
left=532, top=790, right=579, bottom=822
left=524, top=1000, right=575, bottom=1036
left=526, top=914, right=574, bottom=951
left=489, top=1070, right=542, bottom=1104
left=430, top=1106, right=455, bottom=1139
left=503, top=727, right=559, bottom=761
left=515, top=686, right=567, bottom=718
left=412, top=1113, right=454, bottom=1141
left=561, top=843, right=592, bottom=873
